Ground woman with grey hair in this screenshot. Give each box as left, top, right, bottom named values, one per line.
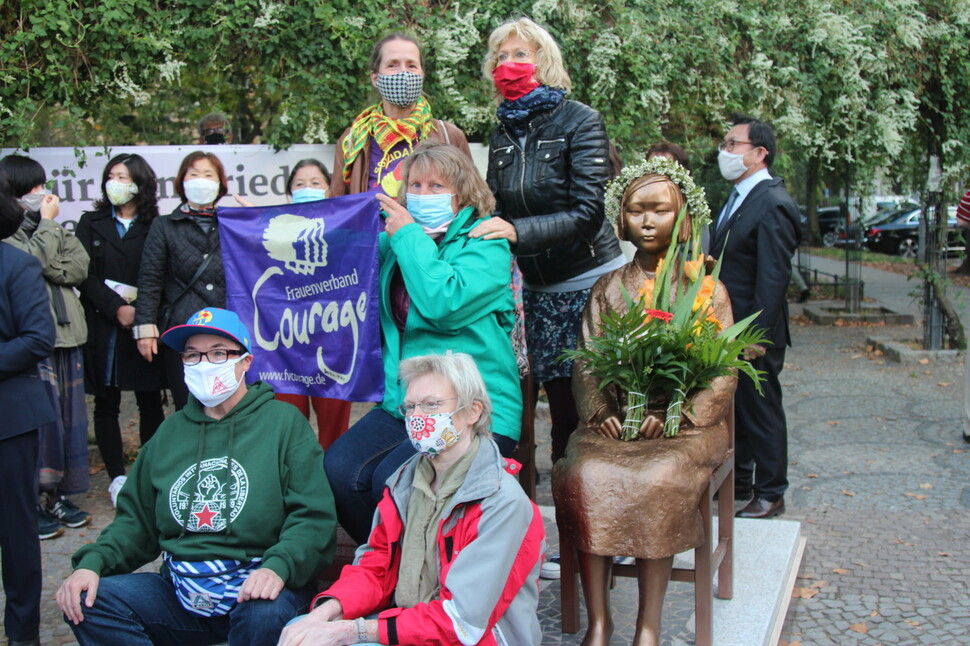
left=281, top=352, right=544, bottom=646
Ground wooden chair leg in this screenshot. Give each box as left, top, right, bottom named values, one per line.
left=560, top=537, right=581, bottom=634
left=717, top=460, right=735, bottom=600
left=694, top=487, right=714, bottom=646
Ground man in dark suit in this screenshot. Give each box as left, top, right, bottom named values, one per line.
left=708, top=113, right=800, bottom=519
left=0, top=172, right=56, bottom=646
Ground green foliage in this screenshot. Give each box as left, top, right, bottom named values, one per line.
left=2, top=0, right=970, bottom=208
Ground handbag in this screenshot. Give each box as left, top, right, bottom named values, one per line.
left=165, top=553, right=263, bottom=617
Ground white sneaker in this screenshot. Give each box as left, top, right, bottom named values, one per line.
left=540, top=554, right=561, bottom=580
left=108, top=475, right=127, bottom=508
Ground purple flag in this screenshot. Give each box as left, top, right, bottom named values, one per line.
left=219, top=193, right=384, bottom=401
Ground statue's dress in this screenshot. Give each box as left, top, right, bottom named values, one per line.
left=552, top=261, right=737, bottom=559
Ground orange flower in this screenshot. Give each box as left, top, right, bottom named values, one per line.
left=638, top=278, right=656, bottom=306
left=692, top=277, right=716, bottom=312
left=684, top=258, right=705, bottom=282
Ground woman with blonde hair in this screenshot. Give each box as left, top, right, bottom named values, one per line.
left=473, top=17, right=624, bottom=476
left=325, top=142, right=522, bottom=545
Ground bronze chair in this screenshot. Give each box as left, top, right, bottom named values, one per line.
left=559, top=399, right=735, bottom=646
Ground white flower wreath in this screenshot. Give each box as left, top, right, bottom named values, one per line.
left=604, top=156, right=712, bottom=229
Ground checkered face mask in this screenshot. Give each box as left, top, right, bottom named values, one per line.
left=376, top=71, right=424, bottom=108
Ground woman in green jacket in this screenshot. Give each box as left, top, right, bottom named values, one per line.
left=325, top=142, right=522, bottom=544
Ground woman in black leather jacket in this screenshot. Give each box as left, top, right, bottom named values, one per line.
left=473, top=17, right=624, bottom=465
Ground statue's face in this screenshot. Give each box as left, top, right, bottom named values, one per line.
left=621, top=179, right=682, bottom=255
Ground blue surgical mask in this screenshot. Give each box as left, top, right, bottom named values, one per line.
left=291, top=187, right=328, bottom=204
left=406, top=193, right=455, bottom=232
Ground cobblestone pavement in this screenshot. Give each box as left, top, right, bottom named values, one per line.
left=3, top=302, right=967, bottom=645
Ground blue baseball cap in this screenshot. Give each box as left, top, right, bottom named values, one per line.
left=160, top=308, right=252, bottom=353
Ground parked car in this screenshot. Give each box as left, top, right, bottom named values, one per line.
left=800, top=205, right=844, bottom=247
left=865, top=207, right=965, bottom=257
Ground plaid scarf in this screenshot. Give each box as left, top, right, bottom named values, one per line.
left=341, top=97, right=434, bottom=184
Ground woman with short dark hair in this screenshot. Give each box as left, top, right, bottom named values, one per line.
left=0, top=153, right=92, bottom=539
left=273, top=158, right=353, bottom=449
left=0, top=169, right=56, bottom=646
left=75, top=153, right=165, bottom=507
left=133, top=150, right=230, bottom=409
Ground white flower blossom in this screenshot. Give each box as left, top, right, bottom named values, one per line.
left=112, top=63, right=150, bottom=106
left=157, top=53, right=186, bottom=85
left=253, top=1, right=282, bottom=29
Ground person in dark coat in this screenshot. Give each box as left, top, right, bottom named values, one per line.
left=132, top=151, right=230, bottom=410
left=0, top=170, right=57, bottom=646
left=76, top=154, right=165, bottom=507
left=708, top=113, right=801, bottom=519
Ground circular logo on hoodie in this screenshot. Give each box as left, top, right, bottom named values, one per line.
left=169, top=458, right=249, bottom=532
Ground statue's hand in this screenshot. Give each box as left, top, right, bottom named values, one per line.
left=640, top=415, right=664, bottom=439
left=596, top=416, right=622, bottom=439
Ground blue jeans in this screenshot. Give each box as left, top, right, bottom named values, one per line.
left=325, top=408, right=518, bottom=544
left=67, top=572, right=312, bottom=646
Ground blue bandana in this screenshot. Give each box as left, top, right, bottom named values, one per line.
left=496, top=85, right=567, bottom=137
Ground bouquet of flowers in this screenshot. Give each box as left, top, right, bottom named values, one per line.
left=564, top=200, right=768, bottom=440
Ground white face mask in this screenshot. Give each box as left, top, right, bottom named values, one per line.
left=405, top=411, right=462, bottom=458
left=183, top=178, right=220, bottom=206
left=106, top=180, right=139, bottom=206
left=717, top=149, right=749, bottom=181
left=183, top=354, right=248, bottom=408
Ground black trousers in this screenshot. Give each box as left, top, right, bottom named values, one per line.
left=162, top=345, right=189, bottom=411
left=734, top=345, right=788, bottom=500
left=0, top=430, right=41, bottom=641
left=93, top=388, right=164, bottom=480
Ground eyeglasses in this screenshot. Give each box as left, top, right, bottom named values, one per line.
left=397, top=398, right=458, bottom=416
left=497, top=48, right=537, bottom=63
left=718, top=139, right=753, bottom=152
left=180, top=349, right=245, bottom=365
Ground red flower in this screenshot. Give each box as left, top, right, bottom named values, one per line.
left=645, top=309, right=673, bottom=323
left=406, top=415, right=435, bottom=440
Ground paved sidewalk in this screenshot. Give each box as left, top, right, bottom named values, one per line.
left=3, top=260, right=968, bottom=645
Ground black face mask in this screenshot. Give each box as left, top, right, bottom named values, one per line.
left=204, top=132, right=227, bottom=145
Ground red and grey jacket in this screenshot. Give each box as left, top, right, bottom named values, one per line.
left=316, top=438, right=545, bottom=645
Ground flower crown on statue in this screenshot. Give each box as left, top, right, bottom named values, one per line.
left=604, top=156, right=712, bottom=230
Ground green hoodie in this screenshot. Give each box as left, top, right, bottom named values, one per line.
left=73, top=382, right=336, bottom=588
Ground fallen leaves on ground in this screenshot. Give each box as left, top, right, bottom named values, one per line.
left=807, top=473, right=819, bottom=478
left=832, top=568, right=849, bottom=574
left=842, top=489, right=856, bottom=496
left=849, top=622, right=869, bottom=634
left=792, top=587, right=819, bottom=599
left=904, top=493, right=927, bottom=500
